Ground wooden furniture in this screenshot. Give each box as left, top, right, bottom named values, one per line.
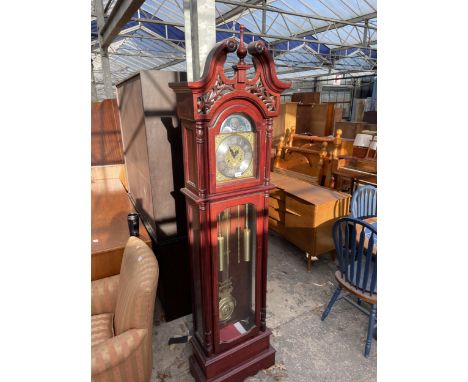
left=272, top=128, right=348, bottom=187
left=116, top=70, right=191, bottom=321
left=321, top=217, right=377, bottom=357
left=363, top=110, right=377, bottom=124
left=356, top=217, right=377, bottom=255
left=269, top=172, right=351, bottom=271
left=291, top=91, right=321, bottom=104
left=331, top=153, right=377, bottom=193
left=91, top=178, right=151, bottom=281
left=91, top=99, right=124, bottom=166
left=272, top=136, right=328, bottom=186
left=296, top=102, right=335, bottom=136
left=169, top=26, right=290, bottom=382
left=351, top=133, right=376, bottom=158
left=271, top=102, right=298, bottom=147
left=335, top=121, right=377, bottom=140
left=351, top=98, right=366, bottom=121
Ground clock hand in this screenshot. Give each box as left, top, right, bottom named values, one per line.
left=229, top=146, right=235, bottom=157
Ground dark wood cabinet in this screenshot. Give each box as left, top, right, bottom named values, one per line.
left=296, top=102, right=336, bottom=136
left=116, top=70, right=191, bottom=321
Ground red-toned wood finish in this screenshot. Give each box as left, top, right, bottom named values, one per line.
left=91, top=99, right=124, bottom=166
left=170, top=25, right=289, bottom=382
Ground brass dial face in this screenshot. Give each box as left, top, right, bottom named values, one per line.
left=215, top=133, right=254, bottom=181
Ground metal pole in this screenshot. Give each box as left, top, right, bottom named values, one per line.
left=261, top=0, right=266, bottom=34
left=216, top=0, right=377, bottom=30
left=129, top=17, right=377, bottom=50
left=363, top=20, right=369, bottom=47
left=94, top=0, right=114, bottom=99
left=183, top=0, right=216, bottom=81
left=91, top=60, right=98, bottom=101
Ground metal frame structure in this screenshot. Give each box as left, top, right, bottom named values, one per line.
left=91, top=0, right=377, bottom=100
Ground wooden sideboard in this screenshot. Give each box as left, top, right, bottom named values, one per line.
left=269, top=172, right=351, bottom=271
left=91, top=178, right=152, bottom=281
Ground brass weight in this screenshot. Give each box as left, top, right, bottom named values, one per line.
left=218, top=236, right=225, bottom=272
left=243, top=204, right=251, bottom=262
left=243, top=228, right=251, bottom=262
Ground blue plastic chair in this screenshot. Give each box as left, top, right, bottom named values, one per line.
left=321, top=217, right=377, bottom=357
left=351, top=185, right=377, bottom=219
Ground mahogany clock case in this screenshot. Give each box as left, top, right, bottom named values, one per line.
left=170, top=27, right=290, bottom=382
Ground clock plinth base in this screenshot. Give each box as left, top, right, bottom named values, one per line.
left=190, top=330, right=276, bottom=382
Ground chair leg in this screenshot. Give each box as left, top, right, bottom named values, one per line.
left=321, top=285, right=342, bottom=321
left=364, top=304, right=377, bottom=357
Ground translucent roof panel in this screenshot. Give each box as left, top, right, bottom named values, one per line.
left=91, top=0, right=377, bottom=99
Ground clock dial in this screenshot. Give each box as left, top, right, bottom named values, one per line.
left=216, top=133, right=254, bottom=180
left=220, top=113, right=253, bottom=133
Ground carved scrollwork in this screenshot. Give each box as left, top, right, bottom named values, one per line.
left=197, top=75, right=234, bottom=114
left=246, top=78, right=277, bottom=111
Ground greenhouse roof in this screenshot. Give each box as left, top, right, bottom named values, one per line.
left=91, top=0, right=376, bottom=99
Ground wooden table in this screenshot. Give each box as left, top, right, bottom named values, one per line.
left=269, top=172, right=351, bottom=271
left=91, top=178, right=151, bottom=281
left=356, top=217, right=377, bottom=255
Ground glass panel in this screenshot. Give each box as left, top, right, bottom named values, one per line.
left=190, top=205, right=204, bottom=344
left=216, top=203, right=256, bottom=344
left=220, top=113, right=253, bottom=133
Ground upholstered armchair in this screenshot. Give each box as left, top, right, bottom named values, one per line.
left=91, top=236, right=159, bottom=382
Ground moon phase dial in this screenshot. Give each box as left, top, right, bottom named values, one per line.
left=215, top=133, right=254, bottom=182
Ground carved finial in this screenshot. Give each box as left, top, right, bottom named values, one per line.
left=274, top=136, right=285, bottom=168
left=320, top=141, right=328, bottom=157
left=289, top=125, right=296, bottom=147
left=237, top=24, right=247, bottom=64
left=332, top=128, right=342, bottom=159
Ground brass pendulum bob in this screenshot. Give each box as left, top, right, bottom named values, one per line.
left=243, top=204, right=251, bottom=262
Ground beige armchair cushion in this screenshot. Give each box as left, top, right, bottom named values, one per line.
left=91, top=274, right=120, bottom=315
left=114, top=237, right=158, bottom=335
left=91, top=236, right=158, bottom=382
left=91, top=313, right=114, bottom=347
left=91, top=328, right=147, bottom=378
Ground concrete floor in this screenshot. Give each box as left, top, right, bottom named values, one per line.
left=150, top=231, right=376, bottom=382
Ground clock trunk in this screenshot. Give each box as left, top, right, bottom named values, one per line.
left=170, top=25, right=290, bottom=382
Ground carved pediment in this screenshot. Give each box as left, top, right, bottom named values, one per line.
left=246, top=78, right=276, bottom=112
left=197, top=75, right=234, bottom=114
left=187, top=24, right=289, bottom=117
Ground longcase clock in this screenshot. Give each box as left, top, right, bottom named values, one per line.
left=170, top=25, right=290, bottom=382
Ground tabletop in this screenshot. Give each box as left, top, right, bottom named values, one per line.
left=91, top=178, right=151, bottom=280
left=356, top=216, right=377, bottom=255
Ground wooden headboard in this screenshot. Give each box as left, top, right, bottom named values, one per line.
left=272, top=128, right=345, bottom=186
